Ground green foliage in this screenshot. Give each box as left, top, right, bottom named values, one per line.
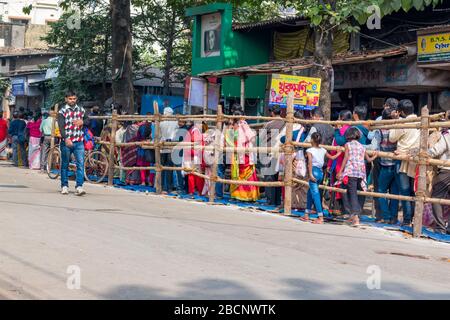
left=43, top=0, right=111, bottom=105
left=0, top=78, right=10, bottom=100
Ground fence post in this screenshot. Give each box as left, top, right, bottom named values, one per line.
left=108, top=109, right=118, bottom=186
left=49, top=103, right=58, bottom=151
left=413, top=105, right=430, bottom=238
left=283, top=92, right=295, bottom=216
left=209, top=105, right=223, bottom=203
left=154, top=101, right=162, bottom=194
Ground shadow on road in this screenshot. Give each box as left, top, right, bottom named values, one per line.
left=101, top=277, right=450, bottom=300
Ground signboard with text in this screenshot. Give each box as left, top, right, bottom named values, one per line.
left=269, top=74, right=321, bottom=110
left=417, top=32, right=450, bottom=63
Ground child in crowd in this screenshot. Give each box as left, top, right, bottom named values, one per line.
left=302, top=132, right=341, bottom=224
left=337, top=127, right=378, bottom=226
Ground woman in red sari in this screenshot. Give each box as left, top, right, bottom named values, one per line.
left=183, top=121, right=204, bottom=195
left=227, top=106, right=260, bottom=201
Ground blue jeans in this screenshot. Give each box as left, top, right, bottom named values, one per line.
left=60, top=141, right=85, bottom=188
left=307, top=167, right=324, bottom=216
left=377, top=165, right=399, bottom=221
left=395, top=163, right=414, bottom=223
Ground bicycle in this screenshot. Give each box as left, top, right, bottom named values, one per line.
left=46, top=141, right=109, bottom=184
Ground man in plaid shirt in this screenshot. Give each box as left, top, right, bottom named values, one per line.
left=57, top=91, right=89, bottom=196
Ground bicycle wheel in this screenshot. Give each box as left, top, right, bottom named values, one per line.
left=84, top=151, right=109, bottom=184
left=47, top=147, right=61, bottom=179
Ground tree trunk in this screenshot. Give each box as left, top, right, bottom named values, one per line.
left=110, top=0, right=134, bottom=113
left=163, top=9, right=176, bottom=97
left=102, top=31, right=109, bottom=105
left=313, top=28, right=333, bottom=120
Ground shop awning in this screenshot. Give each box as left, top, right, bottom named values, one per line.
left=198, top=47, right=408, bottom=78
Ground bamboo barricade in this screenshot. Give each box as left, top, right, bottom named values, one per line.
left=99, top=104, right=450, bottom=238
left=153, top=101, right=162, bottom=194
left=48, top=104, right=59, bottom=167
left=283, top=92, right=295, bottom=216
left=107, top=110, right=118, bottom=186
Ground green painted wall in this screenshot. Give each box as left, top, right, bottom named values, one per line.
left=187, top=3, right=270, bottom=100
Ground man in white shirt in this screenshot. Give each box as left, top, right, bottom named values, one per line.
left=389, top=99, right=420, bottom=226
left=160, top=107, right=179, bottom=193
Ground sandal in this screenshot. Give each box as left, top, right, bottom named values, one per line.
left=299, top=213, right=310, bottom=222
left=312, top=217, right=324, bottom=224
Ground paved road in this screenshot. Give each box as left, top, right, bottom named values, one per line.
left=0, top=161, right=449, bottom=299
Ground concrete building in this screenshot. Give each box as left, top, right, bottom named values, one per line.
left=0, top=0, right=61, bottom=25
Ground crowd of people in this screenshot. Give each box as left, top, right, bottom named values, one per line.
left=0, top=96, right=449, bottom=235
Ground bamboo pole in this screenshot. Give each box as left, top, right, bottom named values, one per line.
left=48, top=103, right=59, bottom=172
left=217, top=177, right=284, bottom=187
left=209, top=105, right=223, bottom=203
left=283, top=92, right=295, bottom=216
left=413, top=105, right=430, bottom=238
left=107, top=110, right=118, bottom=186
left=153, top=101, right=162, bottom=194
left=115, top=165, right=158, bottom=171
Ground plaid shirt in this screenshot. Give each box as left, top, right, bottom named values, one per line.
left=58, top=104, right=86, bottom=142
left=343, top=140, right=366, bottom=180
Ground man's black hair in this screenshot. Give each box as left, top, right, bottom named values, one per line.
left=65, top=90, right=77, bottom=98
left=398, top=99, right=414, bottom=116
left=294, top=110, right=304, bottom=119
left=339, top=109, right=353, bottom=121
left=344, top=127, right=361, bottom=141
left=312, top=108, right=324, bottom=118
left=269, top=105, right=281, bottom=115
left=353, top=105, right=367, bottom=120
left=384, top=98, right=399, bottom=110
left=381, top=107, right=394, bottom=120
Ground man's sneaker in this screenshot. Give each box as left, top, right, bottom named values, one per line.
left=75, top=187, right=86, bottom=196
left=61, top=186, right=69, bottom=195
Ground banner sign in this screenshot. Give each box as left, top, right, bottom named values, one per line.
left=11, top=77, right=26, bottom=96
left=417, top=32, right=450, bottom=63
left=269, top=74, right=321, bottom=110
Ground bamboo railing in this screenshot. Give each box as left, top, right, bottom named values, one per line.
left=58, top=97, right=450, bottom=239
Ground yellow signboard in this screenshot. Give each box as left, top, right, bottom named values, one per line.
left=417, top=32, right=450, bottom=63
left=269, top=74, right=321, bottom=110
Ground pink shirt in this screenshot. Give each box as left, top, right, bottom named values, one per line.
left=27, top=119, right=42, bottom=138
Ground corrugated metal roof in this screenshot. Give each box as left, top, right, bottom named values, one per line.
left=0, top=48, right=59, bottom=57
left=415, top=24, right=450, bottom=35
left=232, top=16, right=309, bottom=31
left=198, top=47, right=408, bottom=77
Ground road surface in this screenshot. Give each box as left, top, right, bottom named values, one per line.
left=0, top=161, right=449, bottom=299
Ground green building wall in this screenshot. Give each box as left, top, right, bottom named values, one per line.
left=187, top=3, right=270, bottom=101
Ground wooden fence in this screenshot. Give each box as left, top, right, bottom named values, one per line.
left=52, top=95, right=450, bottom=238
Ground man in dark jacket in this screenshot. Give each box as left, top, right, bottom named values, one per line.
left=304, top=109, right=334, bottom=145
left=261, top=105, right=285, bottom=206
left=87, top=106, right=104, bottom=137
left=8, top=111, right=27, bottom=167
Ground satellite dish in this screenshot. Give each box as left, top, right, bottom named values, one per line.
left=438, top=90, right=450, bottom=111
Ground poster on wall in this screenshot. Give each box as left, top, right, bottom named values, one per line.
left=201, top=12, right=221, bottom=58
left=269, top=74, right=321, bottom=110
